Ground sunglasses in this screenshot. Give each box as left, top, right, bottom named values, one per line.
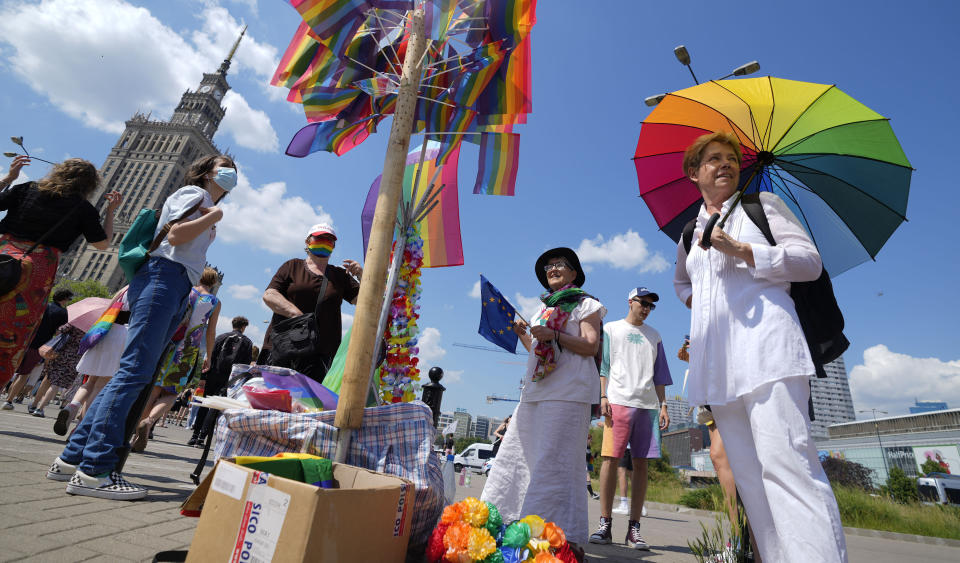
left=631, top=299, right=656, bottom=310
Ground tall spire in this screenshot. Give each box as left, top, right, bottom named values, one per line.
left=217, top=24, right=247, bottom=75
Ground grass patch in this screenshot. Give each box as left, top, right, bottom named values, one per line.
left=833, top=485, right=960, bottom=540
left=679, top=484, right=724, bottom=511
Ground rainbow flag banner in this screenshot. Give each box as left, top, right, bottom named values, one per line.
left=260, top=365, right=339, bottom=411
left=298, top=85, right=361, bottom=122
left=473, top=132, right=520, bottom=196
left=362, top=143, right=464, bottom=268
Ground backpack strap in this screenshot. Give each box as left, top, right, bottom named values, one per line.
left=740, top=193, right=776, bottom=246
left=147, top=200, right=204, bottom=253
left=681, top=219, right=696, bottom=255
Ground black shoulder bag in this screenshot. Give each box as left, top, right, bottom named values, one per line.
left=0, top=202, right=80, bottom=296
left=268, top=274, right=329, bottom=365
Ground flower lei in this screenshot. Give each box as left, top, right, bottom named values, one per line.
left=380, top=225, right=424, bottom=403
left=427, top=498, right=577, bottom=563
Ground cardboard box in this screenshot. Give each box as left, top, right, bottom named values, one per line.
left=182, top=459, right=414, bottom=562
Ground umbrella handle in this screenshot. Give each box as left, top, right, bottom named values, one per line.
left=700, top=213, right=721, bottom=249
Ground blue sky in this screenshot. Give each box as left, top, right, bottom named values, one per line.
left=1, top=0, right=958, bottom=421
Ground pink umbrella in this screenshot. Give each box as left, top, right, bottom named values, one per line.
left=66, top=297, right=111, bottom=332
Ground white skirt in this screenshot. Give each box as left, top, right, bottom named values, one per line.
left=75, top=325, right=128, bottom=379
left=480, top=399, right=591, bottom=545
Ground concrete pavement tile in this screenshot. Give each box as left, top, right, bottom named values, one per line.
left=161, top=529, right=196, bottom=548
left=37, top=523, right=125, bottom=545
left=79, top=555, right=138, bottom=563
left=0, top=547, right=28, bottom=563
left=19, top=546, right=100, bottom=563
left=145, top=518, right=198, bottom=537
left=105, top=530, right=178, bottom=551
left=0, top=534, right=65, bottom=555
left=76, top=538, right=156, bottom=560
left=7, top=517, right=91, bottom=536
left=0, top=504, right=46, bottom=524
left=12, top=494, right=93, bottom=511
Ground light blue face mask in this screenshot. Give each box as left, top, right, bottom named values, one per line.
left=212, top=167, right=237, bottom=191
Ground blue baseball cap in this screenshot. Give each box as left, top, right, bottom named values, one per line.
left=628, top=287, right=659, bottom=302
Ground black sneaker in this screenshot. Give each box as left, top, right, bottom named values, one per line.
left=53, top=406, right=76, bottom=436
left=187, top=437, right=198, bottom=447
left=626, top=519, right=650, bottom=550
left=589, top=517, right=612, bottom=544
left=65, top=469, right=147, bottom=500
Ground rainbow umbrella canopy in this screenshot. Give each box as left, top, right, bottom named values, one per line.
left=634, top=76, right=913, bottom=275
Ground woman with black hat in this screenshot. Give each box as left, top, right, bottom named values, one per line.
left=481, top=247, right=606, bottom=550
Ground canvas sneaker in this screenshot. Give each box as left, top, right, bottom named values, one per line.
left=626, top=520, right=650, bottom=550
left=613, top=496, right=630, bottom=515
left=31, top=408, right=45, bottom=418
left=65, top=469, right=147, bottom=500
left=1, top=401, right=13, bottom=411
left=46, top=457, right=78, bottom=482
left=588, top=516, right=613, bottom=544
left=642, top=504, right=648, bottom=517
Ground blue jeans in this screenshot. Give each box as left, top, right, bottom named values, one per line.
left=61, top=257, right=191, bottom=474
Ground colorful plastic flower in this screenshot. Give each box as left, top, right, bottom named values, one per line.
left=519, top=515, right=545, bottom=539
left=541, top=522, right=566, bottom=549
left=503, top=521, right=531, bottom=548
left=467, top=527, right=497, bottom=560
left=462, top=497, right=490, bottom=527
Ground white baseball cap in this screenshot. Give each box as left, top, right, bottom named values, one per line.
left=628, top=287, right=660, bottom=302
left=308, top=223, right=337, bottom=240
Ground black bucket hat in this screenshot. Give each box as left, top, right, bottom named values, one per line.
left=535, top=247, right=585, bottom=289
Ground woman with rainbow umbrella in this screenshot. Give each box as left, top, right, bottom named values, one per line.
left=635, top=76, right=913, bottom=563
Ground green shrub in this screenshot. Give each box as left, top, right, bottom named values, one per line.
left=920, top=458, right=949, bottom=476
left=882, top=467, right=919, bottom=504
left=679, top=484, right=724, bottom=511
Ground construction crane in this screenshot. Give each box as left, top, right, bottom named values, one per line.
left=486, top=394, right=520, bottom=404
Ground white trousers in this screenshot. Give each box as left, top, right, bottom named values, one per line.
left=711, top=376, right=848, bottom=563
left=481, top=400, right=591, bottom=544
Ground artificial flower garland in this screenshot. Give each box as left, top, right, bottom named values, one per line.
left=380, top=225, right=424, bottom=403
left=427, top=498, right=577, bottom=563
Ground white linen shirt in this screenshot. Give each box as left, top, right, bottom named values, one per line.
left=673, top=192, right=821, bottom=407
left=151, top=186, right=215, bottom=285
left=520, top=296, right=606, bottom=404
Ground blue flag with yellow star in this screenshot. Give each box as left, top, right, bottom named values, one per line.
left=478, top=274, right=519, bottom=354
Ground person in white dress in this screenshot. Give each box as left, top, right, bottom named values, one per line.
left=673, top=132, right=847, bottom=562
left=481, top=247, right=605, bottom=551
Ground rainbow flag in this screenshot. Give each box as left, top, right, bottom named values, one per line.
left=285, top=114, right=381, bottom=157
left=271, top=21, right=340, bottom=91
left=362, top=143, right=464, bottom=268
left=289, top=0, right=368, bottom=42
left=298, top=86, right=361, bottom=122
left=77, top=290, right=126, bottom=356
left=447, top=41, right=508, bottom=108
left=473, top=132, right=519, bottom=196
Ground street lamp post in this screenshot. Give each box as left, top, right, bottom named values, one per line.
left=644, top=45, right=761, bottom=107
left=859, top=408, right=889, bottom=478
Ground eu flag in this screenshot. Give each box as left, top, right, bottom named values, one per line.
left=478, top=274, right=519, bottom=353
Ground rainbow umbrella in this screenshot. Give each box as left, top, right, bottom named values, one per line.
left=633, top=76, right=913, bottom=275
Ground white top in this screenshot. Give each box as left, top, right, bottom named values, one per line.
left=520, top=296, right=607, bottom=404
left=601, top=320, right=672, bottom=409
left=673, top=192, right=822, bottom=407
left=151, top=186, right=215, bottom=285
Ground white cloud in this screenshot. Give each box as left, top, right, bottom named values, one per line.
left=218, top=171, right=334, bottom=255
left=0, top=0, right=279, bottom=150
left=849, top=345, right=960, bottom=415
left=418, top=327, right=447, bottom=365
left=513, top=293, right=541, bottom=323
left=225, top=283, right=261, bottom=301
left=220, top=91, right=279, bottom=152
left=575, top=230, right=670, bottom=273
left=469, top=280, right=481, bottom=299
left=342, top=312, right=354, bottom=336
left=443, top=369, right=463, bottom=384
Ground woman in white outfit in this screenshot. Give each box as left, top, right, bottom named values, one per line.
left=481, top=247, right=605, bottom=551
left=673, top=132, right=847, bottom=562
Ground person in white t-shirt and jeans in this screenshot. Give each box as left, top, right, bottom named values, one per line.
left=48, top=155, right=236, bottom=501
left=590, top=287, right=671, bottom=550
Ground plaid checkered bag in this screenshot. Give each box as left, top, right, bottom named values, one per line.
left=213, top=401, right=443, bottom=549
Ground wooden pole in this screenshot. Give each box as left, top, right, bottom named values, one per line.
left=335, top=9, right=426, bottom=434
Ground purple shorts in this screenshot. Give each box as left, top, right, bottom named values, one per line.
left=600, top=404, right=661, bottom=459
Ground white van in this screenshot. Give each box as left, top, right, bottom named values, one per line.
left=454, top=443, right=494, bottom=474
left=917, top=472, right=960, bottom=506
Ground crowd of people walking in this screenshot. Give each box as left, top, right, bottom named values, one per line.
left=2, top=132, right=849, bottom=562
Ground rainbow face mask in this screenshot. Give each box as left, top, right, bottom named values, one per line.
left=307, top=239, right=334, bottom=257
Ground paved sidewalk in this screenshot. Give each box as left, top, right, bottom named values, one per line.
left=2, top=408, right=960, bottom=562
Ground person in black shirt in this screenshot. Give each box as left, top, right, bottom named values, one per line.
left=0, top=158, right=120, bottom=386
left=188, top=316, right=253, bottom=446
left=2, top=290, right=72, bottom=409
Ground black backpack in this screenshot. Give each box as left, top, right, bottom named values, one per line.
left=215, top=333, right=245, bottom=377
left=681, top=193, right=849, bottom=378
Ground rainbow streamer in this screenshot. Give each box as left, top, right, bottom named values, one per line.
left=352, top=75, right=398, bottom=97
left=77, top=292, right=126, bottom=355
left=473, top=133, right=519, bottom=196
left=362, top=144, right=463, bottom=268
left=286, top=114, right=381, bottom=157
left=289, top=0, right=368, bottom=41
left=271, top=21, right=340, bottom=90
left=447, top=41, right=508, bottom=108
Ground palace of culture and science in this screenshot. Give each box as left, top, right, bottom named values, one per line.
left=58, top=29, right=246, bottom=290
